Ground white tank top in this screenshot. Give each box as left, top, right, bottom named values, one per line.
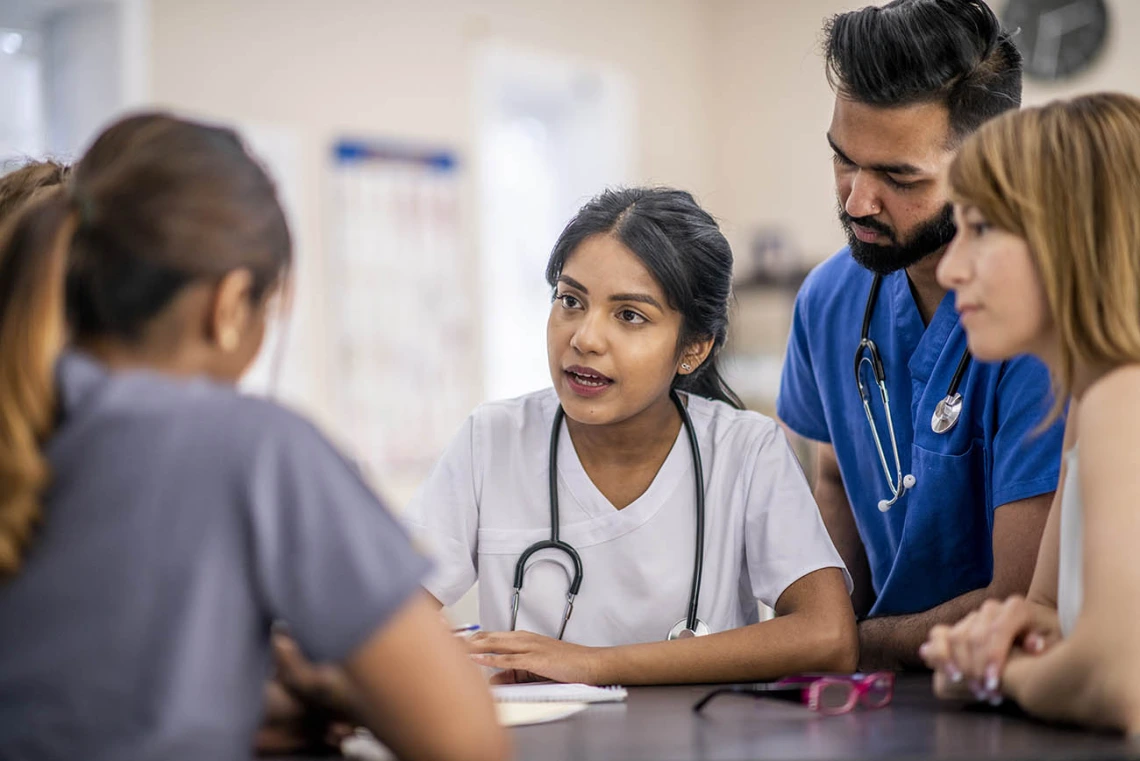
left=1057, top=447, right=1083, bottom=637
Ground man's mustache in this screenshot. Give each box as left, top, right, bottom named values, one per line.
left=840, top=211, right=893, bottom=238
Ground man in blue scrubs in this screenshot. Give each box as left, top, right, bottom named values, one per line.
left=778, top=0, right=1064, bottom=670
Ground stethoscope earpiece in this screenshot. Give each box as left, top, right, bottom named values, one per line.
left=876, top=473, right=915, bottom=513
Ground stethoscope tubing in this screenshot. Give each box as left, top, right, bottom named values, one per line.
left=511, top=388, right=705, bottom=639
left=856, top=273, right=972, bottom=509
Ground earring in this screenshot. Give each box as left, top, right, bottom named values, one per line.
left=681, top=363, right=692, bottom=372
left=219, top=328, right=240, bottom=352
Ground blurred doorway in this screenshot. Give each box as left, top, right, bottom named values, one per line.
left=474, top=44, right=634, bottom=402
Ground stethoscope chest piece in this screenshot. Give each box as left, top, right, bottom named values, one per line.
left=931, top=392, right=963, bottom=434
left=667, top=618, right=711, bottom=640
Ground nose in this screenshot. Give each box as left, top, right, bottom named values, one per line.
left=936, top=233, right=971, bottom=291
left=844, top=171, right=882, bottom=219
left=570, top=309, right=607, bottom=355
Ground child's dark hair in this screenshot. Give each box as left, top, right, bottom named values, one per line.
left=0, top=113, right=291, bottom=578
left=545, top=187, right=743, bottom=410
left=824, top=0, right=1022, bottom=142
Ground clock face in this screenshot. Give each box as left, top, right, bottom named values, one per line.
left=1002, top=0, right=1109, bottom=81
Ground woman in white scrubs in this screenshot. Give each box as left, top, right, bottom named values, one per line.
left=404, top=187, right=856, bottom=685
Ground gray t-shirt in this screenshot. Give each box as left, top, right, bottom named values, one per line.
left=0, top=351, right=430, bottom=761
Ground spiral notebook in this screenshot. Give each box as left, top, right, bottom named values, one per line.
left=492, top=683, right=628, bottom=703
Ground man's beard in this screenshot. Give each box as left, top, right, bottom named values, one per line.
left=839, top=202, right=957, bottom=276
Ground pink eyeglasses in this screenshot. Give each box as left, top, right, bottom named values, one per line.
left=693, top=672, right=895, bottom=716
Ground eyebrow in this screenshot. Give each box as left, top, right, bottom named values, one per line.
left=827, top=134, right=925, bottom=177
left=557, top=275, right=664, bottom=310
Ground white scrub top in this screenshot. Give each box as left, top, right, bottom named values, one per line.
left=403, top=388, right=851, bottom=647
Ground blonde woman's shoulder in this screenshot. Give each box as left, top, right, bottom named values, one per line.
left=1075, top=364, right=1140, bottom=456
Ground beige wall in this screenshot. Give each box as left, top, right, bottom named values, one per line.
left=148, top=0, right=1140, bottom=430
left=150, top=0, right=718, bottom=434
left=152, top=0, right=715, bottom=187
left=703, top=0, right=858, bottom=266
left=143, top=0, right=1140, bottom=276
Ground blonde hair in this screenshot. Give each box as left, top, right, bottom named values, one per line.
left=0, top=161, right=71, bottom=222
left=948, top=92, right=1140, bottom=415
left=0, top=161, right=71, bottom=577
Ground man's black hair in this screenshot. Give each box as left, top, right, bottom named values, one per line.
left=824, top=0, right=1022, bottom=140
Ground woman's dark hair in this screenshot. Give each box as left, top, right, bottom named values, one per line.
left=0, top=112, right=291, bottom=578
left=824, top=0, right=1022, bottom=142
left=545, top=187, right=743, bottom=410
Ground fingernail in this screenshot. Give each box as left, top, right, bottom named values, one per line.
left=984, top=664, right=999, bottom=693
left=1027, top=634, right=1044, bottom=652
left=971, top=685, right=987, bottom=702
left=918, top=643, right=930, bottom=658
left=988, top=694, right=1004, bottom=707
left=947, top=665, right=963, bottom=683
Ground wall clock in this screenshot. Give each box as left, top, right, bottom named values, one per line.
left=1001, top=0, right=1109, bottom=81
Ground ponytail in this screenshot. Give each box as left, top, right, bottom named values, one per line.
left=0, top=190, right=77, bottom=578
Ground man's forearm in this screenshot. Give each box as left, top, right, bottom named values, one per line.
left=810, top=449, right=875, bottom=616
left=858, top=587, right=996, bottom=670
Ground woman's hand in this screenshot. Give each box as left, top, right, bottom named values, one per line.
left=255, top=680, right=353, bottom=755
left=273, top=633, right=364, bottom=720
left=254, top=634, right=360, bottom=755
left=468, top=630, right=608, bottom=685
left=920, top=595, right=1060, bottom=703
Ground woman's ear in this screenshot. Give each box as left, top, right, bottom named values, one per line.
left=209, top=269, right=255, bottom=352
left=677, top=336, right=715, bottom=376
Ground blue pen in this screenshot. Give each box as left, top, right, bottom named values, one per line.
left=452, top=624, right=480, bottom=635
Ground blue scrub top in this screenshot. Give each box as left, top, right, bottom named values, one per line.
left=777, top=249, right=1064, bottom=618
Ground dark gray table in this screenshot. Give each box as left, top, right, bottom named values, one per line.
left=274, top=676, right=1140, bottom=760
left=504, top=676, right=1140, bottom=761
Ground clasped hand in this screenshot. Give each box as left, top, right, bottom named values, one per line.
left=919, top=595, right=1060, bottom=704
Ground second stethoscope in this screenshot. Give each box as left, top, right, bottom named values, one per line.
left=855, top=273, right=972, bottom=513
left=510, top=389, right=709, bottom=641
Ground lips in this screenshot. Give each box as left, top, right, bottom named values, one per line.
left=564, top=365, right=614, bottom=397
left=851, top=223, right=883, bottom=243
left=956, top=302, right=980, bottom=318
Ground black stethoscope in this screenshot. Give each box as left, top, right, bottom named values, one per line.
left=510, top=389, right=709, bottom=641
left=855, top=273, right=972, bottom=512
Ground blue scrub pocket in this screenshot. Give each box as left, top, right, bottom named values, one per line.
left=889, top=439, right=992, bottom=613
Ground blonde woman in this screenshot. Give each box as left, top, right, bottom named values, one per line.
left=919, top=92, right=1140, bottom=733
